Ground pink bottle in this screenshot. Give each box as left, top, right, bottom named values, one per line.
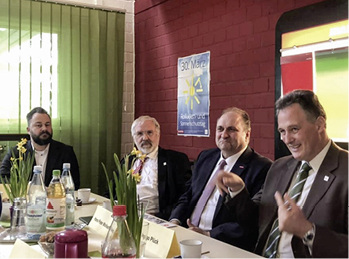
left=54, top=229, right=88, bottom=258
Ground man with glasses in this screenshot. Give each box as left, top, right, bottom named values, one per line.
left=129, top=115, right=191, bottom=220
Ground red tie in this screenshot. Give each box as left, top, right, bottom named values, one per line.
left=133, top=157, right=148, bottom=176
left=191, top=159, right=227, bottom=226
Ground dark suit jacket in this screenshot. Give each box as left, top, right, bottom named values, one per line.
left=170, top=147, right=272, bottom=251
left=225, top=141, right=348, bottom=258
left=0, top=140, right=80, bottom=189
left=121, top=146, right=192, bottom=220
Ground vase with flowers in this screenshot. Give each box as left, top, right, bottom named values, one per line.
left=0, top=138, right=34, bottom=238
left=102, top=147, right=147, bottom=258
left=0, top=138, right=34, bottom=204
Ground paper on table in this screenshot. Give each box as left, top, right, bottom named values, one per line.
left=9, top=239, right=45, bottom=259
left=143, top=214, right=177, bottom=228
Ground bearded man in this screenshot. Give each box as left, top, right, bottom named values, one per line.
left=0, top=107, right=80, bottom=189
left=127, top=115, right=192, bottom=220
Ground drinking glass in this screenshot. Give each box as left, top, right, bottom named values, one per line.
left=140, top=221, right=149, bottom=258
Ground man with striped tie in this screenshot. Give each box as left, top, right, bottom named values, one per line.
left=217, top=90, right=348, bottom=258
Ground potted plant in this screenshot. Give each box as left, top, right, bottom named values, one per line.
left=102, top=147, right=146, bottom=258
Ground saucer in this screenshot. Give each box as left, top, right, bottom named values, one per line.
left=82, top=197, right=96, bottom=204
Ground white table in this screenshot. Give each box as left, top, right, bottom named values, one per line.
left=80, top=193, right=261, bottom=258
left=0, top=193, right=261, bottom=258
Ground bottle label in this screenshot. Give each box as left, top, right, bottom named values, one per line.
left=26, top=205, right=46, bottom=234
left=46, top=198, right=66, bottom=229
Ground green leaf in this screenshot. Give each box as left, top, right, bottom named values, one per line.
left=101, top=151, right=144, bottom=257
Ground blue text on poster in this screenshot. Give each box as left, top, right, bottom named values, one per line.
left=177, top=51, right=210, bottom=137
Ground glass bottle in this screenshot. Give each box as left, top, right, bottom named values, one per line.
left=46, top=169, right=66, bottom=230
left=101, top=205, right=136, bottom=258
left=61, top=163, right=75, bottom=226
left=26, top=165, right=47, bottom=238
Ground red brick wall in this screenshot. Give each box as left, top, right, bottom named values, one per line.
left=134, top=0, right=325, bottom=161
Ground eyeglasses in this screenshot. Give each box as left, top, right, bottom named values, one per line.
left=133, top=130, right=155, bottom=139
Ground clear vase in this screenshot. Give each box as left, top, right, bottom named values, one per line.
left=102, top=205, right=137, bottom=258
left=9, top=197, right=27, bottom=239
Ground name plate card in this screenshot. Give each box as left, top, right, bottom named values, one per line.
left=86, top=205, right=113, bottom=252
left=144, top=221, right=180, bottom=258
left=88, top=205, right=113, bottom=238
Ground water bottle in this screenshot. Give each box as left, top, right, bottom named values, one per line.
left=61, top=163, right=75, bottom=226
left=46, top=169, right=66, bottom=230
left=101, top=205, right=137, bottom=258
left=26, top=165, right=47, bottom=238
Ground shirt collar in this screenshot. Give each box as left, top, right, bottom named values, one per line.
left=146, top=146, right=158, bottom=160
left=32, top=142, right=50, bottom=154
left=307, top=140, right=331, bottom=174
left=220, top=145, right=247, bottom=167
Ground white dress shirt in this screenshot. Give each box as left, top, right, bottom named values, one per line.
left=278, top=140, right=331, bottom=258
left=32, top=143, right=50, bottom=183
left=135, top=147, right=159, bottom=215
left=191, top=146, right=247, bottom=230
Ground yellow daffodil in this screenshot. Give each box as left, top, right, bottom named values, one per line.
left=132, top=173, right=141, bottom=183
left=130, top=147, right=147, bottom=162
left=0, top=138, right=34, bottom=203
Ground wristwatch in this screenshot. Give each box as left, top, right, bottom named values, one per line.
left=302, top=224, right=315, bottom=245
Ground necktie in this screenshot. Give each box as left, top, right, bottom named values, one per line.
left=263, top=162, right=312, bottom=258
left=133, top=157, right=148, bottom=176
left=191, top=159, right=227, bottom=226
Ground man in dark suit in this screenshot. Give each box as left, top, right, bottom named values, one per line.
left=169, top=107, right=272, bottom=251
left=0, top=107, right=80, bottom=189
left=218, top=90, right=348, bottom=258
left=130, top=115, right=191, bottom=220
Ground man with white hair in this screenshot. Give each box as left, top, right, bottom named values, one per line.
left=130, top=115, right=191, bottom=220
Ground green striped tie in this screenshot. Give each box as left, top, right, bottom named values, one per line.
left=263, top=162, right=312, bottom=258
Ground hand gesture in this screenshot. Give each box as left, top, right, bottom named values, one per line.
left=216, top=170, right=244, bottom=196
left=274, top=192, right=313, bottom=238
left=186, top=219, right=210, bottom=237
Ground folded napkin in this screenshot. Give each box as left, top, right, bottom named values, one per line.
left=9, top=239, right=45, bottom=259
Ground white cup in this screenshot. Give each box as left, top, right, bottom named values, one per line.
left=78, top=188, right=91, bottom=203
left=180, top=239, right=202, bottom=258
left=0, top=201, right=11, bottom=221
left=102, top=200, right=112, bottom=211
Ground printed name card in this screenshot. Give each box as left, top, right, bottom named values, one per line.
left=144, top=220, right=180, bottom=258
left=88, top=205, right=113, bottom=237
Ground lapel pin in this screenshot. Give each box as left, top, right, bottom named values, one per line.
left=239, top=165, right=244, bottom=169
left=324, top=175, right=329, bottom=181
left=163, top=162, right=167, bottom=166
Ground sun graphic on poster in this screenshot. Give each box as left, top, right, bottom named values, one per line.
left=183, top=75, right=204, bottom=110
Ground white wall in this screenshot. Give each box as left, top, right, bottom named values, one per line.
left=46, top=0, right=135, bottom=157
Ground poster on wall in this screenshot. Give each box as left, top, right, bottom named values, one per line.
left=177, top=51, right=210, bottom=137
